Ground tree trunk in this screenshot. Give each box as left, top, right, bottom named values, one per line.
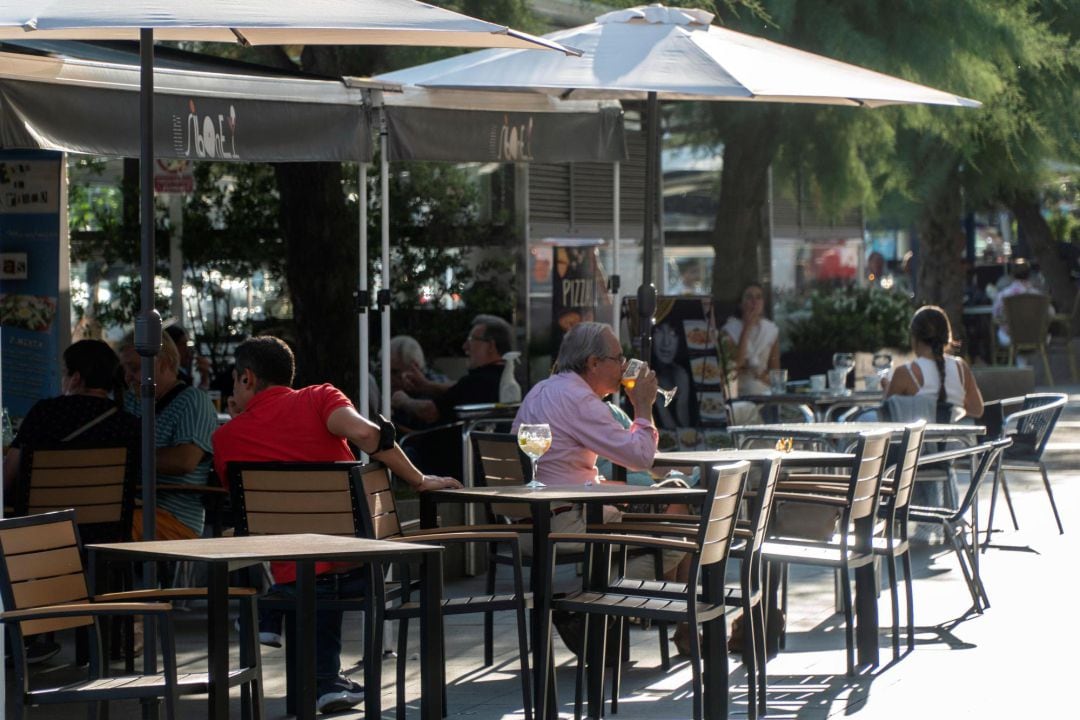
left=1010, top=192, right=1075, bottom=312
left=708, top=107, right=782, bottom=314
left=915, top=177, right=966, bottom=338
left=274, top=161, right=358, bottom=394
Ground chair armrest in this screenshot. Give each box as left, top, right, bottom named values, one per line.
left=404, top=524, right=530, bottom=536
left=586, top=522, right=697, bottom=537
left=1, top=601, right=172, bottom=623
left=619, top=513, right=699, bottom=523
left=549, top=532, right=696, bottom=553
left=773, top=491, right=848, bottom=507
left=393, top=531, right=520, bottom=544
left=776, top=480, right=848, bottom=494
left=94, top=587, right=256, bottom=602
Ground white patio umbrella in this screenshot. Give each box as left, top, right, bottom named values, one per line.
left=0, top=1, right=576, bottom=540
left=380, top=3, right=980, bottom=358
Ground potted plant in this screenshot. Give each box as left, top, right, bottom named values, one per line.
left=781, top=286, right=913, bottom=380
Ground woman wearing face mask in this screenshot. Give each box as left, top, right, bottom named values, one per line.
left=722, top=282, right=780, bottom=397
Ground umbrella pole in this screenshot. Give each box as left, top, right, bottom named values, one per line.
left=137, top=25, right=161, bottom=692
left=379, top=106, right=391, bottom=419
left=637, top=91, right=659, bottom=361
left=358, top=161, right=370, bottom=423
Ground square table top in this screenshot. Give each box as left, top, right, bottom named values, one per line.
left=729, top=421, right=985, bottom=439
left=429, top=484, right=705, bottom=505
left=654, top=448, right=854, bottom=467
left=738, top=391, right=883, bottom=406
left=87, top=533, right=442, bottom=563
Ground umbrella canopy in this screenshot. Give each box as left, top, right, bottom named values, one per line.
left=380, top=4, right=978, bottom=107
left=0, top=48, right=372, bottom=161
left=380, top=3, right=980, bottom=358
left=0, top=0, right=575, bottom=52
left=0, top=0, right=577, bottom=557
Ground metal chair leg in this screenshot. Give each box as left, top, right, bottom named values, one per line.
left=1039, top=462, right=1065, bottom=534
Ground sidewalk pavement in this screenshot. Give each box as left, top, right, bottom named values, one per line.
left=9, top=387, right=1079, bottom=719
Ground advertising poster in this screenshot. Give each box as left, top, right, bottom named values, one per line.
left=551, top=245, right=605, bottom=352
left=624, top=295, right=728, bottom=449
left=0, top=150, right=65, bottom=420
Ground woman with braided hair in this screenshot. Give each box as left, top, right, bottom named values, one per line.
left=886, top=305, right=984, bottom=419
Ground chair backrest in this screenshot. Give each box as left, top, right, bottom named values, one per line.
left=228, top=461, right=365, bottom=537
left=350, top=463, right=409, bottom=541
left=952, top=439, right=1013, bottom=519
left=399, top=421, right=465, bottom=478
left=742, top=454, right=782, bottom=558
left=0, top=510, right=93, bottom=637
left=846, top=430, right=892, bottom=524
left=18, top=444, right=131, bottom=539
left=1009, top=392, right=1067, bottom=460
left=698, top=461, right=750, bottom=568
left=471, top=431, right=531, bottom=520
left=971, top=366, right=1035, bottom=403
left=1004, top=293, right=1051, bottom=345
left=887, top=421, right=927, bottom=515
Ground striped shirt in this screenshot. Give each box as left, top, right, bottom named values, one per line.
left=129, top=384, right=217, bottom=535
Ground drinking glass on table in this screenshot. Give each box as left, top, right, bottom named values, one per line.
left=872, top=351, right=893, bottom=387
left=832, top=352, right=855, bottom=388
left=517, top=423, right=552, bottom=489
left=768, top=368, right=788, bottom=394
left=623, top=358, right=677, bottom=406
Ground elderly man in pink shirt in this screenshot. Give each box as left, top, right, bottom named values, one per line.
left=513, top=322, right=659, bottom=487
left=514, top=321, right=697, bottom=653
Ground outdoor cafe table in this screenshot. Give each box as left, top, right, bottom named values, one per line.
left=420, top=484, right=711, bottom=720
left=654, top=448, right=855, bottom=478
left=737, top=390, right=884, bottom=422
left=88, top=534, right=444, bottom=720
left=729, top=421, right=986, bottom=452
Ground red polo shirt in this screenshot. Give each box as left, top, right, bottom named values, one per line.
left=212, top=384, right=356, bottom=583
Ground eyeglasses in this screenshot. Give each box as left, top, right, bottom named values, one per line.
left=466, top=334, right=491, bottom=343
left=600, top=353, right=625, bottom=364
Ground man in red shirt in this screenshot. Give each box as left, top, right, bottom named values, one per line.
left=213, top=336, right=460, bottom=714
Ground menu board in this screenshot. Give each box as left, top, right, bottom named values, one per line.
left=624, top=295, right=730, bottom=447
left=0, top=151, right=65, bottom=420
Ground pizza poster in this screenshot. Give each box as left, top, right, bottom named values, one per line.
left=1, top=150, right=65, bottom=420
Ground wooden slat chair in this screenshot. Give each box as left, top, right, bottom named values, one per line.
left=350, top=462, right=533, bottom=720
left=548, top=461, right=751, bottom=720
left=227, top=460, right=376, bottom=717
left=15, top=443, right=133, bottom=545
left=777, top=422, right=926, bottom=660
left=762, top=429, right=892, bottom=676
left=16, top=442, right=139, bottom=667
left=0, top=509, right=263, bottom=720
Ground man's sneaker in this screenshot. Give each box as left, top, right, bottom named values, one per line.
left=258, top=631, right=283, bottom=648
left=316, top=675, right=365, bottom=714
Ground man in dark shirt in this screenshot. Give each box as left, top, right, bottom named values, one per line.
left=391, top=314, right=512, bottom=425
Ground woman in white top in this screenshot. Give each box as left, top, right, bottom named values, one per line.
left=722, top=282, right=780, bottom=397
left=886, top=305, right=984, bottom=419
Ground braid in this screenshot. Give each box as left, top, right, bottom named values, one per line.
left=930, top=340, right=947, bottom=405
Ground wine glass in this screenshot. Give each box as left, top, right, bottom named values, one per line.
left=622, top=358, right=678, bottom=406
left=517, top=423, right=552, bottom=489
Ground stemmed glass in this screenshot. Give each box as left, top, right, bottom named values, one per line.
left=517, top=423, right=552, bottom=489
left=622, top=358, right=677, bottom=406
left=832, top=352, right=855, bottom=385
left=872, top=352, right=893, bottom=388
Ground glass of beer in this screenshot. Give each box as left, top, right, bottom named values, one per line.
left=622, top=358, right=677, bottom=406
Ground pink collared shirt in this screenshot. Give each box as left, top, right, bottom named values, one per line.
left=512, top=371, right=658, bottom=486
